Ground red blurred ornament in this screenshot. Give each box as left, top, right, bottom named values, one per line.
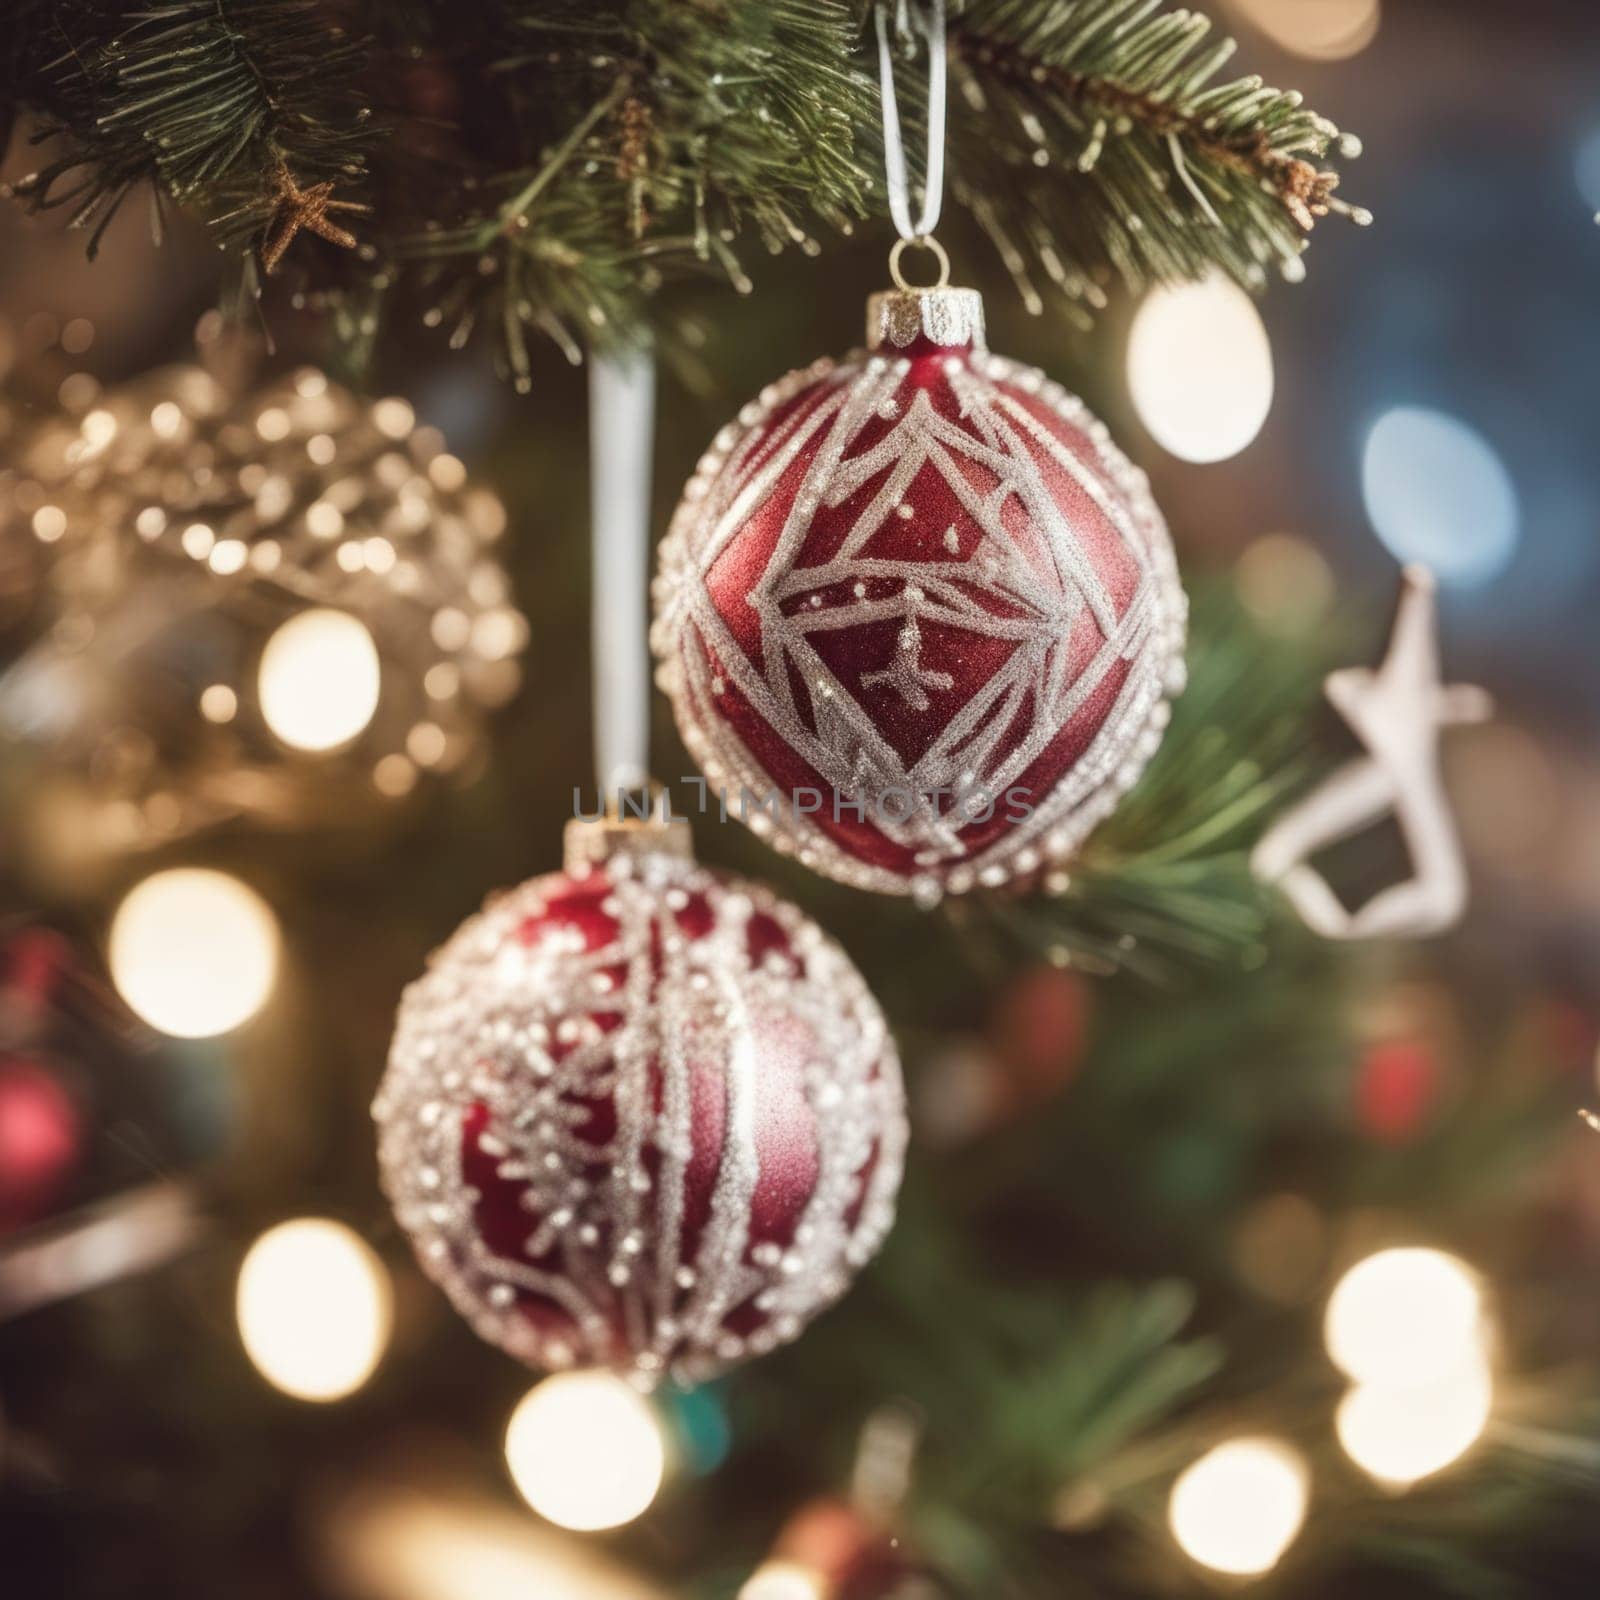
left=992, top=963, right=1091, bottom=1097
left=654, top=279, right=1185, bottom=903
left=374, top=817, right=906, bottom=1385
left=0, top=1055, right=80, bottom=1227
left=1354, top=1039, right=1441, bottom=1145
left=0, top=926, right=72, bottom=1043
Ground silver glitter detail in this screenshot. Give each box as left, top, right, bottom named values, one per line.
left=374, top=850, right=906, bottom=1385
left=866, top=287, right=987, bottom=351
left=652, top=341, right=1187, bottom=898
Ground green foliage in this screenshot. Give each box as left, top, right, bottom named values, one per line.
left=967, top=580, right=1334, bottom=981
left=946, top=0, right=1367, bottom=323
left=6, top=0, right=368, bottom=254
left=0, top=0, right=1362, bottom=379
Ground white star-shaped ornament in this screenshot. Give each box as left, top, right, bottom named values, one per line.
left=1252, top=565, right=1492, bottom=941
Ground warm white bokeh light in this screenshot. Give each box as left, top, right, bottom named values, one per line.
left=258, top=608, right=382, bottom=752
left=237, top=1218, right=392, bottom=1402
left=1336, top=1356, right=1493, bottom=1486
left=1229, top=0, right=1380, bottom=60
left=504, top=1372, right=665, bottom=1531
left=109, top=868, right=279, bottom=1038
left=1324, top=1248, right=1485, bottom=1388
left=329, top=1489, right=673, bottom=1600
left=738, top=1562, right=828, bottom=1600
left=1168, top=1437, right=1309, bottom=1577
left=1127, top=274, right=1275, bottom=463
left=1361, top=408, right=1518, bottom=586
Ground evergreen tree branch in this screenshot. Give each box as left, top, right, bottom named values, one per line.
left=942, top=0, right=1368, bottom=318
left=966, top=581, right=1335, bottom=981
left=5, top=0, right=369, bottom=258
left=0, top=1, right=1362, bottom=375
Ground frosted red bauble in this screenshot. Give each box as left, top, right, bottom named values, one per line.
left=374, top=839, right=906, bottom=1385
left=653, top=285, right=1186, bottom=901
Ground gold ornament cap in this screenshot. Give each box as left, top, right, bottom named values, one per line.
left=866, top=236, right=984, bottom=350
left=563, top=788, right=692, bottom=872
left=867, top=286, right=986, bottom=351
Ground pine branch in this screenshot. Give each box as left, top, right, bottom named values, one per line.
left=0, top=1, right=1361, bottom=374
left=7, top=0, right=369, bottom=258
left=943, top=0, right=1368, bottom=318
left=967, top=581, right=1335, bottom=981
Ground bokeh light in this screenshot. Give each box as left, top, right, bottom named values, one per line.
left=237, top=1218, right=392, bottom=1402
left=1575, top=124, right=1600, bottom=216
left=329, top=1488, right=671, bottom=1600
left=109, top=868, right=279, bottom=1038
left=1336, top=1356, right=1493, bottom=1486
left=738, top=1562, right=828, bottom=1600
left=1361, top=408, right=1519, bottom=584
left=0, top=1058, right=79, bottom=1219
left=1324, top=1247, right=1486, bottom=1388
left=1235, top=535, right=1336, bottom=636
left=504, top=1372, right=665, bottom=1531
left=258, top=608, right=382, bottom=753
left=1168, top=1437, right=1309, bottom=1576
left=1127, top=275, right=1275, bottom=464
left=1229, top=0, right=1380, bottom=60
left=236, top=1222, right=393, bottom=1401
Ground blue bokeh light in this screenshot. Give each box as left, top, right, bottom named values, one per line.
left=1575, top=123, right=1600, bottom=216
left=1361, top=407, right=1520, bottom=586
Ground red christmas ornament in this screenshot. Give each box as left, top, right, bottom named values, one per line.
left=1354, top=1039, right=1441, bottom=1145
left=0, top=1055, right=80, bottom=1227
left=992, top=962, right=1091, bottom=1097
left=654, top=279, right=1185, bottom=903
left=374, top=817, right=906, bottom=1385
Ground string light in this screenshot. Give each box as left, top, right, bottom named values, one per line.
left=236, top=1218, right=392, bottom=1401
left=258, top=608, right=383, bottom=753
left=503, top=1372, right=666, bottom=1531
left=1127, top=274, right=1274, bottom=464
left=1324, top=1247, right=1486, bottom=1388
left=1228, top=0, right=1381, bottom=61
left=1325, top=1247, right=1495, bottom=1487
left=1336, top=1356, right=1493, bottom=1486
left=327, top=1488, right=672, bottom=1600
left=1168, top=1437, right=1310, bottom=1576
left=109, top=868, right=279, bottom=1038
left=738, top=1562, right=828, bottom=1600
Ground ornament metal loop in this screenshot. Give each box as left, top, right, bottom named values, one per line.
left=888, top=234, right=951, bottom=292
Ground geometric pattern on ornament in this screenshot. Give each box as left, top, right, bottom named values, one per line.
left=681, top=357, right=1162, bottom=863
left=376, top=858, right=904, bottom=1382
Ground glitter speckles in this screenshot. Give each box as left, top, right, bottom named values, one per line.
left=374, top=853, right=906, bottom=1386
left=652, top=332, right=1186, bottom=898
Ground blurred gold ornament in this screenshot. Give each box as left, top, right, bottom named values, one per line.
left=0, top=356, right=525, bottom=875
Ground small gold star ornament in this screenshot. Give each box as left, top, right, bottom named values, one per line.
left=260, top=162, right=370, bottom=275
